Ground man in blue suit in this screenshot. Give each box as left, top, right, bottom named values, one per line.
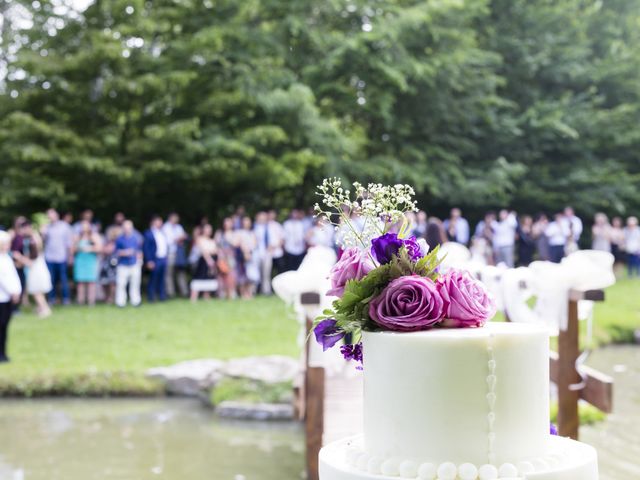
left=143, top=215, right=168, bottom=302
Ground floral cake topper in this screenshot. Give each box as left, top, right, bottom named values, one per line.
left=312, top=179, right=496, bottom=367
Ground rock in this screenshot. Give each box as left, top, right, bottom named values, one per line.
left=146, top=359, right=225, bottom=396
left=216, top=401, right=295, bottom=420
left=221, top=355, right=300, bottom=384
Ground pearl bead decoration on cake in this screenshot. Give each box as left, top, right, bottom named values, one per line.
left=497, top=463, right=518, bottom=477
left=458, top=462, right=479, bottom=479
left=436, top=461, right=457, bottom=480
left=417, top=462, right=436, bottom=480
left=380, top=458, right=401, bottom=476
left=398, top=460, right=418, bottom=478
left=478, top=463, right=498, bottom=480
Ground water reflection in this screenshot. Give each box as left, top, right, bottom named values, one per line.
left=582, top=345, right=640, bottom=480
left=0, top=398, right=304, bottom=480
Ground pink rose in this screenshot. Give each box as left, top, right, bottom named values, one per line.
left=368, top=276, right=445, bottom=331
left=437, top=269, right=496, bottom=327
left=327, top=247, right=375, bottom=297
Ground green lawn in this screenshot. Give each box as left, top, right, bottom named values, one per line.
left=0, top=296, right=299, bottom=396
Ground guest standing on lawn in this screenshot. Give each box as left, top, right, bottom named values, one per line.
left=624, top=216, right=640, bottom=278
left=162, top=212, right=188, bottom=298
left=283, top=209, right=307, bottom=271
left=115, top=220, right=142, bottom=307
left=22, top=222, right=52, bottom=317
left=143, top=215, right=168, bottom=302
left=73, top=220, right=103, bottom=306
left=492, top=209, right=518, bottom=268
left=0, top=230, right=22, bottom=363
left=42, top=208, right=73, bottom=305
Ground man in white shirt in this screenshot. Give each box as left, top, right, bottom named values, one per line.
left=162, top=213, right=188, bottom=297
left=561, top=206, right=583, bottom=252
left=491, top=210, right=518, bottom=268
left=0, top=230, right=22, bottom=362
left=546, top=212, right=569, bottom=263
left=283, top=209, right=307, bottom=271
left=254, top=211, right=285, bottom=295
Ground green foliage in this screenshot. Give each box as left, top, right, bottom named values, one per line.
left=550, top=401, right=606, bottom=426
left=210, top=378, right=293, bottom=406
left=2, top=0, right=640, bottom=224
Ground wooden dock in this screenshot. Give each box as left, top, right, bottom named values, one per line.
left=322, top=370, right=364, bottom=445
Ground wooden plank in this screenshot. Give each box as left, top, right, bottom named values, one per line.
left=569, top=289, right=605, bottom=302
left=557, top=299, right=581, bottom=439
left=302, top=293, right=324, bottom=480
left=305, top=366, right=325, bottom=480
left=301, top=292, right=321, bottom=305
left=549, top=351, right=613, bottom=413
left=581, top=365, right=614, bottom=413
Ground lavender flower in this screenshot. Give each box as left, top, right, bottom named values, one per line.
left=340, top=342, right=363, bottom=364
left=313, top=319, right=345, bottom=351
left=550, top=423, right=559, bottom=436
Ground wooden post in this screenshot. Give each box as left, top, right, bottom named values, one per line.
left=557, top=295, right=581, bottom=439
left=301, top=292, right=323, bottom=480
left=553, top=289, right=611, bottom=440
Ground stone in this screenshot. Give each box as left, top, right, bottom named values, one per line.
left=146, top=359, right=225, bottom=396
left=215, top=401, right=295, bottom=420
left=221, top=356, right=300, bottom=384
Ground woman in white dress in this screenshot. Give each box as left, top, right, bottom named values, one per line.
left=22, top=224, right=52, bottom=317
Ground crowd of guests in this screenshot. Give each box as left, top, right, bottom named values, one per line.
left=1, top=204, right=639, bottom=363
left=425, top=207, right=640, bottom=274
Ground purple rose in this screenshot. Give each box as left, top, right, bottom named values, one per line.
left=369, top=275, right=445, bottom=331
left=371, top=233, right=423, bottom=264
left=313, top=319, right=345, bottom=351
left=437, top=269, right=496, bottom=328
left=327, top=247, right=375, bottom=297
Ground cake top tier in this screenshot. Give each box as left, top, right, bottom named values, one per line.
left=364, top=321, right=547, bottom=339
left=362, top=321, right=551, bottom=466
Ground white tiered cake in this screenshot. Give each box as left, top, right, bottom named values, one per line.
left=319, top=322, right=598, bottom=480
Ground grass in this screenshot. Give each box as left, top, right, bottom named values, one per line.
left=0, top=296, right=299, bottom=396
left=210, top=378, right=294, bottom=406
left=551, top=401, right=606, bottom=426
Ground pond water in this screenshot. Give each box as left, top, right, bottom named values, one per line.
left=0, top=398, right=304, bottom=480
left=581, top=345, right=640, bottom=480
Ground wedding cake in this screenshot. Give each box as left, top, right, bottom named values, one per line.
left=311, top=179, right=599, bottom=480
left=318, top=323, right=599, bottom=480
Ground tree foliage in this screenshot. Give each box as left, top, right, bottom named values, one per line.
left=1, top=0, right=639, bottom=225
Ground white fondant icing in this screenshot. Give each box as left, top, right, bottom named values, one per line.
left=319, top=322, right=599, bottom=480
left=362, top=324, right=550, bottom=466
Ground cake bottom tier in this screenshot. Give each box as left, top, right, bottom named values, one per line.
left=319, top=435, right=597, bottom=480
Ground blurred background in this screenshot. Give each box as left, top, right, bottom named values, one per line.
left=0, top=1, right=639, bottom=479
